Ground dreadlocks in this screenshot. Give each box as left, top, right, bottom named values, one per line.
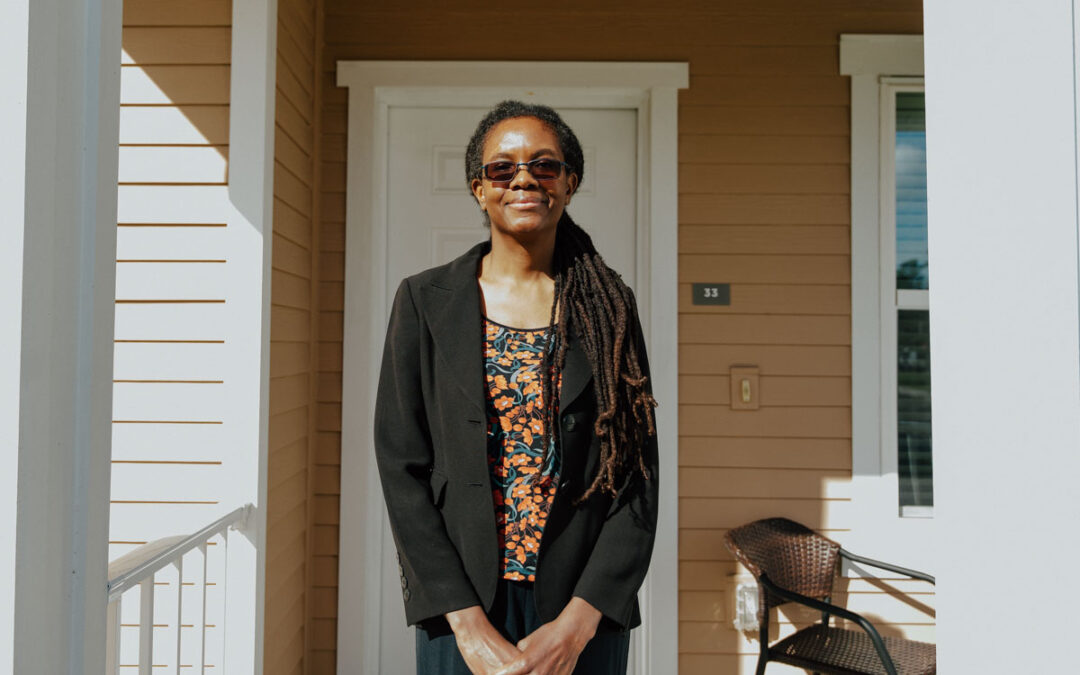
left=465, top=100, right=658, bottom=501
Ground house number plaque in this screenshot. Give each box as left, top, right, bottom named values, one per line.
left=692, top=283, right=730, bottom=306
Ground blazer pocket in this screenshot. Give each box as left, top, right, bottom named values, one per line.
left=429, top=469, right=448, bottom=509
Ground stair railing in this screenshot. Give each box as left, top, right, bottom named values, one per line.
left=104, top=504, right=253, bottom=674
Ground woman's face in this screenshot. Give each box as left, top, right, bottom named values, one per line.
left=470, top=116, right=578, bottom=239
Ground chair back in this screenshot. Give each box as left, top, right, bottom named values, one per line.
left=724, top=518, right=841, bottom=618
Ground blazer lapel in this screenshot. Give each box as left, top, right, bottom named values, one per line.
left=422, top=242, right=488, bottom=417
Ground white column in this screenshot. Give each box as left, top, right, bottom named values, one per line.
left=221, top=0, right=277, bottom=672
left=924, top=1, right=1080, bottom=672
left=0, top=2, right=30, bottom=670
left=0, top=0, right=122, bottom=673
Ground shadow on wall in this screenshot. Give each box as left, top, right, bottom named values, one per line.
left=119, top=5, right=232, bottom=178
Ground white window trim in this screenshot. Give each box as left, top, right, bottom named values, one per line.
left=335, top=60, right=686, bottom=675
left=842, top=35, right=935, bottom=572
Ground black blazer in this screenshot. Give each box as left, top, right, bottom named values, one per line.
left=373, top=240, right=659, bottom=632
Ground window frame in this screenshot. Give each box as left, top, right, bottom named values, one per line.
left=842, top=35, right=934, bottom=571
left=880, top=80, right=932, bottom=518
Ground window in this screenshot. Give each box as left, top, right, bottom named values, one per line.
left=882, top=84, right=932, bottom=516
left=841, top=34, right=932, bottom=568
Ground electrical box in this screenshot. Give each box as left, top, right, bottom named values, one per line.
left=733, top=581, right=760, bottom=631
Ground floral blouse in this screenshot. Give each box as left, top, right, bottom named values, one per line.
left=483, top=317, right=561, bottom=582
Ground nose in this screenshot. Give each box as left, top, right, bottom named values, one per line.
left=507, top=162, right=541, bottom=189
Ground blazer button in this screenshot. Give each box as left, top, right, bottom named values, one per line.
left=400, top=574, right=408, bottom=590
left=562, top=414, right=576, bottom=432
left=403, top=588, right=411, bottom=602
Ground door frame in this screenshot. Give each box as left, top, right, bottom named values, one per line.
left=335, top=61, right=687, bottom=675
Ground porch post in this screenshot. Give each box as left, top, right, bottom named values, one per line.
left=222, top=0, right=277, bottom=672
left=924, top=1, right=1080, bottom=672
left=0, top=0, right=122, bottom=673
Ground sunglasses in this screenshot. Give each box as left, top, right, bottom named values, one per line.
left=480, top=158, right=571, bottom=185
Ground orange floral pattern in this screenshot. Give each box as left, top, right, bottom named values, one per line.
left=483, top=317, right=561, bottom=582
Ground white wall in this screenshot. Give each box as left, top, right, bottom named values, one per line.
left=1, top=0, right=122, bottom=673
left=924, top=1, right=1080, bottom=671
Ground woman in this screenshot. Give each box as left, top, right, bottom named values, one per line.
left=373, top=100, right=659, bottom=675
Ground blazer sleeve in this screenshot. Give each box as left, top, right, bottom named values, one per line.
left=373, top=278, right=481, bottom=625
left=570, top=298, right=660, bottom=629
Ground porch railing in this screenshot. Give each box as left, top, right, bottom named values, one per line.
left=105, top=504, right=253, bottom=674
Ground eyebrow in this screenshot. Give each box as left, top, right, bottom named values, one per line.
left=486, top=148, right=561, bottom=161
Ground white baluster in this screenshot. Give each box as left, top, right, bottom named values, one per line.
left=173, top=557, right=184, bottom=675
left=187, top=543, right=207, bottom=675
left=105, top=597, right=121, bottom=675
left=138, top=577, right=154, bottom=675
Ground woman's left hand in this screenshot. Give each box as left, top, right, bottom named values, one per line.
left=494, top=597, right=603, bottom=675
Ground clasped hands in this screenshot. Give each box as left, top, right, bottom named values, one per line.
left=446, top=597, right=603, bottom=675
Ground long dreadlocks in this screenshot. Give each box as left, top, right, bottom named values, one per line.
left=465, top=100, right=658, bottom=501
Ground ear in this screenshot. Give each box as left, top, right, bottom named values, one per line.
left=470, top=177, right=486, bottom=210
left=565, top=173, right=579, bottom=204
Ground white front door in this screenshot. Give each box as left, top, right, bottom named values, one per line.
left=379, top=104, right=640, bottom=671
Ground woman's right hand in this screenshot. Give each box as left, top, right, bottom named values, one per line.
left=445, top=606, right=526, bottom=675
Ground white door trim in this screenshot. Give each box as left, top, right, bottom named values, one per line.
left=336, top=61, right=686, bottom=675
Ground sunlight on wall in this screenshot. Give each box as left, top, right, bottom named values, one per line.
left=111, top=25, right=231, bottom=566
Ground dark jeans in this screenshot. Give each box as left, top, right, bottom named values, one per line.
left=415, top=579, right=631, bottom=674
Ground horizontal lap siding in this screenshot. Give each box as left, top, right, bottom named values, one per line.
left=111, top=1, right=232, bottom=555
left=267, top=0, right=322, bottom=673
left=315, top=1, right=927, bottom=673
left=111, top=3, right=232, bottom=671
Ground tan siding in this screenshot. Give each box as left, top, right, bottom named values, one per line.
left=680, top=437, right=852, bottom=470
left=680, top=345, right=851, bottom=376
left=276, top=198, right=315, bottom=245
left=111, top=4, right=233, bottom=669
left=123, top=0, right=232, bottom=26
left=680, top=164, right=850, bottom=195
left=681, top=105, right=850, bottom=136
left=311, top=0, right=928, bottom=673
left=679, top=136, right=851, bottom=165
left=265, top=0, right=322, bottom=673
left=681, top=224, right=851, bottom=254
left=681, top=375, right=851, bottom=406
left=679, top=314, right=851, bottom=344
left=121, top=27, right=231, bottom=64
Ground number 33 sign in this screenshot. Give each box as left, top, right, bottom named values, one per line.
left=692, top=283, right=730, bottom=306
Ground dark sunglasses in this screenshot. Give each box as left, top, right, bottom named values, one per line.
left=480, top=158, right=571, bottom=185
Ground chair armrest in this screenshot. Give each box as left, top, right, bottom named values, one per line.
left=840, top=549, right=936, bottom=585
left=758, top=573, right=899, bottom=675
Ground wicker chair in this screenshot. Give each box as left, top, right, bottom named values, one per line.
left=724, top=518, right=936, bottom=675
